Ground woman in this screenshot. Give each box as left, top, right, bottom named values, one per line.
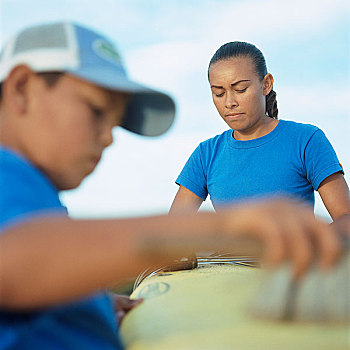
left=170, top=41, right=350, bottom=225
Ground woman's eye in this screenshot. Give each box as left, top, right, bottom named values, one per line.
left=236, top=88, right=247, bottom=93
left=215, top=92, right=225, bottom=97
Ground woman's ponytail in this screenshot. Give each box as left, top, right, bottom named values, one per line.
left=266, top=89, right=278, bottom=119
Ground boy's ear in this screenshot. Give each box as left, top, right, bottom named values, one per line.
left=263, top=73, right=274, bottom=96
left=3, top=65, right=34, bottom=114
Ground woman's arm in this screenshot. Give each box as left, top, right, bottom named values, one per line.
left=169, top=185, right=203, bottom=214
left=318, top=172, right=350, bottom=221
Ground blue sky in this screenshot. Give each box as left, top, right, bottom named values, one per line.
left=1, top=0, right=349, bottom=220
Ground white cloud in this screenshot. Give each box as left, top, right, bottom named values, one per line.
left=277, top=84, right=350, bottom=152
left=120, top=0, right=349, bottom=54
left=60, top=132, right=207, bottom=218
left=208, top=0, right=348, bottom=40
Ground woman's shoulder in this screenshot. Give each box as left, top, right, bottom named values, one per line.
left=200, top=129, right=231, bottom=148
left=193, top=130, right=231, bottom=159
left=280, top=119, right=321, bottom=137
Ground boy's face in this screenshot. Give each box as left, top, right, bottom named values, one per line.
left=24, top=73, right=128, bottom=190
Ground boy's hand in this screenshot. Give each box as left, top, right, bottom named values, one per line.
left=110, top=293, right=143, bottom=324
left=220, top=198, right=341, bottom=278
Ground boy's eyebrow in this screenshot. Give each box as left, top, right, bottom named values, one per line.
left=210, top=79, right=251, bottom=89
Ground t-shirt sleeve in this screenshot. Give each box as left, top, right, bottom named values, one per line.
left=175, top=145, right=208, bottom=200
left=0, top=154, right=67, bottom=233
left=304, top=129, right=344, bottom=190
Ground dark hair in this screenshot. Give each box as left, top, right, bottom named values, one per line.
left=0, top=72, right=62, bottom=102
left=37, top=71, right=63, bottom=87
left=208, top=41, right=278, bottom=119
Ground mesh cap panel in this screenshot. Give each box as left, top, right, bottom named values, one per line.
left=13, top=23, right=69, bottom=54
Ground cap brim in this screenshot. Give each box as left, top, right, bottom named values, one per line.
left=67, top=67, right=176, bottom=137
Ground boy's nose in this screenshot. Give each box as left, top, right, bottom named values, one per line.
left=100, top=126, right=114, bottom=148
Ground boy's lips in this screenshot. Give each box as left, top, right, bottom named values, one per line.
left=89, top=155, right=101, bottom=168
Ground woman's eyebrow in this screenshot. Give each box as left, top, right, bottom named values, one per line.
left=210, top=79, right=251, bottom=89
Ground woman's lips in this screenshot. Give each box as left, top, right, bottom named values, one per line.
left=225, top=113, right=244, bottom=120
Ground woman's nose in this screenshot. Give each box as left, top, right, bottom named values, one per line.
left=225, top=92, right=238, bottom=109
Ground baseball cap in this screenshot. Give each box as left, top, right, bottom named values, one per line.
left=0, top=22, right=175, bottom=136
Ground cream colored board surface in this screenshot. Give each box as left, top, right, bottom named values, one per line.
left=120, top=265, right=349, bottom=350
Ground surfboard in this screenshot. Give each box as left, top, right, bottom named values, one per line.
left=120, top=263, right=349, bottom=349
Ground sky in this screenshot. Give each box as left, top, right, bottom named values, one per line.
left=1, top=0, right=349, bottom=220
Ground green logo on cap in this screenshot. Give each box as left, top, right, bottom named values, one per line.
left=93, top=39, right=121, bottom=65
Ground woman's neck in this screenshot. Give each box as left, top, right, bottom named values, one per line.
left=233, top=116, right=279, bottom=141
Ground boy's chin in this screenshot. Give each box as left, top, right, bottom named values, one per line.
left=54, top=176, right=85, bottom=191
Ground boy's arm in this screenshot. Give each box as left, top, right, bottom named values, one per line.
left=0, top=198, right=340, bottom=310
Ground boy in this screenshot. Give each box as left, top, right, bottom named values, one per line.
left=0, top=22, right=342, bottom=349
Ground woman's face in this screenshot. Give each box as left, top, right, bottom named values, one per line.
left=208, top=56, right=272, bottom=135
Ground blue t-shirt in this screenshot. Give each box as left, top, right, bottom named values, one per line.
left=176, top=120, right=343, bottom=210
left=0, top=148, right=123, bottom=349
